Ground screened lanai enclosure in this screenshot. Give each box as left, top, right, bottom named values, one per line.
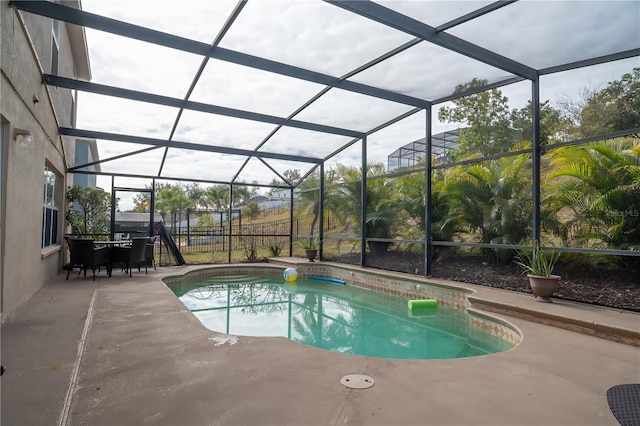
left=15, top=1, right=639, bottom=282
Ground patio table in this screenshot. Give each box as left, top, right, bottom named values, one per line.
left=93, top=241, right=132, bottom=276
left=93, top=240, right=132, bottom=247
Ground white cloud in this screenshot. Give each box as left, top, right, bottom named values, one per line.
left=161, top=149, right=248, bottom=183
left=448, top=1, right=640, bottom=70
left=376, top=1, right=496, bottom=28
left=77, top=92, right=178, bottom=139
left=294, top=88, right=414, bottom=132
left=367, top=112, right=427, bottom=165
left=219, top=1, right=413, bottom=76
left=173, top=110, right=279, bottom=150
left=349, top=41, right=516, bottom=101
left=83, top=0, right=237, bottom=43
left=189, top=60, right=325, bottom=117
left=85, top=30, right=203, bottom=98
left=259, top=126, right=353, bottom=159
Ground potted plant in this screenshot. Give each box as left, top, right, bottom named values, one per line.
left=299, top=237, right=320, bottom=262
left=515, top=244, right=561, bottom=303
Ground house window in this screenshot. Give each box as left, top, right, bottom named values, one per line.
left=42, top=166, right=58, bottom=247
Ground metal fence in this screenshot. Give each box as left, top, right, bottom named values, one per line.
left=163, top=217, right=317, bottom=263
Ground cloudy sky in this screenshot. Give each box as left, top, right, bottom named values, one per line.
left=75, top=0, right=640, bottom=209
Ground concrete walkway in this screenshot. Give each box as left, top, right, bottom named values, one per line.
left=1, top=263, right=639, bottom=425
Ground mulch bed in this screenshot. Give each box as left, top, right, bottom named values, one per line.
left=330, top=251, right=640, bottom=312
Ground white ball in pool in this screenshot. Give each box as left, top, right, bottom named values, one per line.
left=283, top=268, right=298, bottom=282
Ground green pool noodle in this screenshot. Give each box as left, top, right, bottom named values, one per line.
left=407, top=299, right=438, bottom=309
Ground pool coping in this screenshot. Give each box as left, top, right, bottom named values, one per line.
left=470, top=296, right=640, bottom=346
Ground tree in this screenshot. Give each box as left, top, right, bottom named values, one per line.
left=132, top=187, right=151, bottom=212
left=438, top=78, right=512, bottom=158
left=184, top=183, right=206, bottom=210
left=582, top=68, right=640, bottom=136
left=393, top=166, right=461, bottom=251
left=295, top=174, right=322, bottom=237
left=231, top=184, right=251, bottom=207
left=547, top=139, right=640, bottom=251
left=132, top=182, right=174, bottom=213
left=242, top=201, right=260, bottom=220
left=330, top=163, right=362, bottom=236
left=443, top=148, right=533, bottom=262
left=268, top=168, right=300, bottom=195
left=155, top=184, right=189, bottom=227
left=270, top=168, right=301, bottom=186
left=197, top=213, right=219, bottom=228
left=439, top=78, right=564, bottom=157
left=66, top=186, right=111, bottom=236
left=283, top=169, right=301, bottom=185
left=132, top=191, right=150, bottom=213
left=392, top=171, right=426, bottom=235
left=204, top=184, right=229, bottom=210
left=249, top=181, right=260, bottom=198
left=510, top=100, right=563, bottom=145
left=557, top=68, right=640, bottom=139
left=332, top=162, right=400, bottom=254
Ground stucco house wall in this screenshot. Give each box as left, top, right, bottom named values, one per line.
left=0, top=1, right=90, bottom=321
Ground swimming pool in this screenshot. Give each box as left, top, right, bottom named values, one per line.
left=169, top=272, right=516, bottom=360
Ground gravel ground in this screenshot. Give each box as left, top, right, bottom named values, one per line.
left=331, top=251, right=640, bottom=312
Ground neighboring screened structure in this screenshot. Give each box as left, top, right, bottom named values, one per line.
left=388, top=131, right=459, bottom=171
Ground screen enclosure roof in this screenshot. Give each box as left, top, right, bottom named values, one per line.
left=12, top=0, right=640, bottom=189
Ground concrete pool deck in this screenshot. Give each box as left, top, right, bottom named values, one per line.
left=1, top=262, right=639, bottom=425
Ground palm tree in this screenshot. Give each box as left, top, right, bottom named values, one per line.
left=155, top=185, right=191, bottom=228
left=184, top=183, right=206, bottom=210
left=231, top=184, right=251, bottom=207
left=393, top=167, right=461, bottom=245
left=546, top=139, right=640, bottom=251
left=443, top=150, right=532, bottom=261
left=204, top=185, right=229, bottom=210
left=430, top=171, right=463, bottom=243
left=332, top=162, right=399, bottom=254
left=295, top=171, right=322, bottom=237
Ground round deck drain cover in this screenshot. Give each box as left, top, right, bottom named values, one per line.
left=340, top=374, right=375, bottom=389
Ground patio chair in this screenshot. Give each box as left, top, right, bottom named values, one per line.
left=145, top=237, right=156, bottom=270
left=111, top=237, right=148, bottom=277
left=66, top=237, right=111, bottom=281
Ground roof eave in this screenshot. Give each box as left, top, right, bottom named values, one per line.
left=62, top=0, right=91, bottom=81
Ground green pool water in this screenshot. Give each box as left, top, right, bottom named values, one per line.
left=170, top=274, right=514, bottom=360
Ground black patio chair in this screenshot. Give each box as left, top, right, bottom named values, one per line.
left=145, top=237, right=156, bottom=270
left=65, top=237, right=111, bottom=281
left=111, top=237, right=148, bottom=277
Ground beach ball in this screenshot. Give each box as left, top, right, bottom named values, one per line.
left=283, top=268, right=298, bottom=282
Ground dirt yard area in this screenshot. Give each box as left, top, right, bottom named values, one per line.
left=332, top=251, right=640, bottom=312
